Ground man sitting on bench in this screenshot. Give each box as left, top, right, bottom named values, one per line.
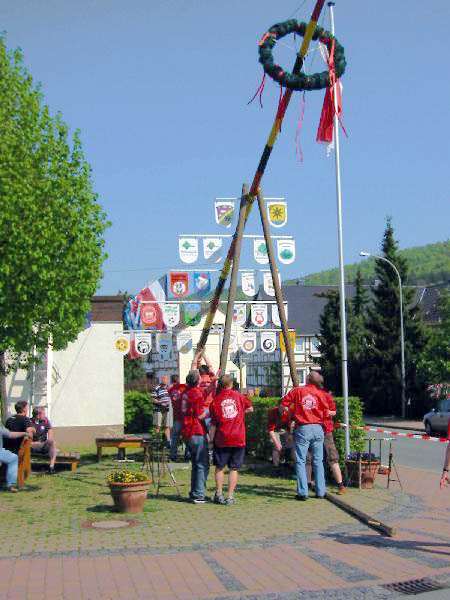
left=4, top=401, right=35, bottom=453
left=1, top=424, right=30, bottom=492
left=31, top=407, right=58, bottom=474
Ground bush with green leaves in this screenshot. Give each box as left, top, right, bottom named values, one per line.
left=246, top=395, right=365, bottom=465
left=124, top=391, right=152, bottom=434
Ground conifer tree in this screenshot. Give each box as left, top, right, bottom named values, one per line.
left=364, top=219, right=427, bottom=415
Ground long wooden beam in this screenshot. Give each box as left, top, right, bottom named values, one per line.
left=219, top=184, right=248, bottom=372
left=196, top=0, right=326, bottom=355
left=257, top=189, right=298, bottom=387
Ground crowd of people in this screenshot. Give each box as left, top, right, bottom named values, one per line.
left=0, top=401, right=57, bottom=492
left=147, top=350, right=346, bottom=504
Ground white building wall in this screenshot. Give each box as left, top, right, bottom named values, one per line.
left=50, top=322, right=123, bottom=428
left=5, top=322, right=124, bottom=440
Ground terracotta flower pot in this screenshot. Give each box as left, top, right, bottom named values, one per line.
left=108, top=481, right=151, bottom=513
left=346, top=459, right=380, bottom=489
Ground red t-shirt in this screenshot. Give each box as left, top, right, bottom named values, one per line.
left=210, top=389, right=252, bottom=448
left=282, top=384, right=327, bottom=427
left=199, top=371, right=216, bottom=406
left=322, top=391, right=336, bottom=434
left=168, top=383, right=186, bottom=422
left=267, top=406, right=290, bottom=433
left=182, top=387, right=208, bottom=439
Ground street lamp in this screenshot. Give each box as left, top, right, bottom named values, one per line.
left=360, top=251, right=406, bottom=418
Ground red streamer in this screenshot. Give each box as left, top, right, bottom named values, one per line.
left=247, top=73, right=266, bottom=108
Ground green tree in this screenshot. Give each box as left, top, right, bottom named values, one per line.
left=0, top=38, right=109, bottom=366
left=364, top=219, right=428, bottom=415
left=316, top=269, right=369, bottom=399
left=124, top=357, right=146, bottom=387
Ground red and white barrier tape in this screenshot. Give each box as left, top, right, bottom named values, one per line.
left=336, top=422, right=450, bottom=443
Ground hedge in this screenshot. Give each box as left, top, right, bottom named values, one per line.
left=125, top=391, right=153, bottom=434
left=124, top=390, right=366, bottom=467
left=246, top=396, right=365, bottom=466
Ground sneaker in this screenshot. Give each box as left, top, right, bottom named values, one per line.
left=48, top=466, right=56, bottom=475
left=295, top=494, right=308, bottom=501
left=214, top=493, right=226, bottom=505
left=316, top=495, right=326, bottom=499
left=337, top=484, right=346, bottom=495
left=191, top=498, right=206, bottom=504
left=225, top=497, right=236, bottom=506
left=6, top=486, right=18, bottom=493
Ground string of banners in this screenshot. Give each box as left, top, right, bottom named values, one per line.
left=114, top=329, right=280, bottom=357
left=214, top=199, right=287, bottom=229
left=168, top=270, right=281, bottom=298
left=126, top=301, right=287, bottom=330
left=178, top=236, right=295, bottom=265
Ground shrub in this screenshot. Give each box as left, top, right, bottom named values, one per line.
left=124, top=391, right=153, bottom=434
left=334, top=396, right=365, bottom=467
left=246, top=395, right=365, bottom=464
left=246, top=396, right=279, bottom=458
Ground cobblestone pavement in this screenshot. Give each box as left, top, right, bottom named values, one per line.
left=1, top=460, right=450, bottom=599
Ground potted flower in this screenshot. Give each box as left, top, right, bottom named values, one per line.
left=345, top=452, right=380, bottom=489
left=107, top=470, right=152, bottom=513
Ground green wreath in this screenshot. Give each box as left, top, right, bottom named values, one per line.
left=258, top=19, right=346, bottom=91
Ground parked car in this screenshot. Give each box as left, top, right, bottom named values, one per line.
left=424, top=399, right=450, bottom=435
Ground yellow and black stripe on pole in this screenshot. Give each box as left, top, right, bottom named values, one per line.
left=196, top=0, right=326, bottom=355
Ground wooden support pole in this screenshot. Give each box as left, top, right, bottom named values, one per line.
left=220, top=185, right=248, bottom=373
left=195, top=0, right=327, bottom=354
left=325, top=492, right=396, bottom=537
left=256, top=189, right=299, bottom=388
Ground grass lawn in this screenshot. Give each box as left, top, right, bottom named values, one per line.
left=0, top=446, right=402, bottom=558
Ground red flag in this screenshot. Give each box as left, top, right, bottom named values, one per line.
left=316, top=40, right=345, bottom=145
left=138, top=278, right=166, bottom=330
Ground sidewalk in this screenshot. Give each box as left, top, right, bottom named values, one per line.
left=365, top=416, right=425, bottom=432
left=2, top=463, right=450, bottom=599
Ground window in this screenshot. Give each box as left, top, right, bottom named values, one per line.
left=311, top=337, right=320, bottom=353
left=295, top=336, right=305, bottom=353
left=296, top=369, right=306, bottom=384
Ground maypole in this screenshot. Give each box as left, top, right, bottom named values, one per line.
left=196, top=0, right=328, bottom=379
left=328, top=1, right=350, bottom=457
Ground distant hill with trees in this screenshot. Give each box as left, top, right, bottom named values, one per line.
left=285, top=241, right=449, bottom=286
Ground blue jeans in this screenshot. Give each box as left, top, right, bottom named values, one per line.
left=188, top=435, right=209, bottom=500
left=170, top=421, right=191, bottom=461
left=170, top=421, right=183, bottom=460
left=294, top=424, right=326, bottom=498
left=0, top=448, right=18, bottom=487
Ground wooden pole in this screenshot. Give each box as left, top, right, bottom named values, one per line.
left=325, top=492, right=396, bottom=537
left=220, top=185, right=248, bottom=373
left=256, top=189, right=299, bottom=388
left=195, top=0, right=327, bottom=354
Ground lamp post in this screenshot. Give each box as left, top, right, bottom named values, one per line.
left=360, top=251, right=406, bottom=418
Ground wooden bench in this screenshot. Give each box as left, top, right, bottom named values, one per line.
left=0, top=438, right=31, bottom=488
left=95, top=436, right=144, bottom=461
left=31, top=451, right=80, bottom=472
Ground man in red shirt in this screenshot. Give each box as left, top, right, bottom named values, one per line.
left=322, top=389, right=346, bottom=493
left=192, top=349, right=216, bottom=408
left=267, top=404, right=294, bottom=467
left=306, top=384, right=346, bottom=494
left=282, top=371, right=329, bottom=500
left=209, top=374, right=253, bottom=505
left=182, top=370, right=213, bottom=503
left=168, top=374, right=187, bottom=461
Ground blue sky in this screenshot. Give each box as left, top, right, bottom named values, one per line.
left=2, top=0, right=449, bottom=294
